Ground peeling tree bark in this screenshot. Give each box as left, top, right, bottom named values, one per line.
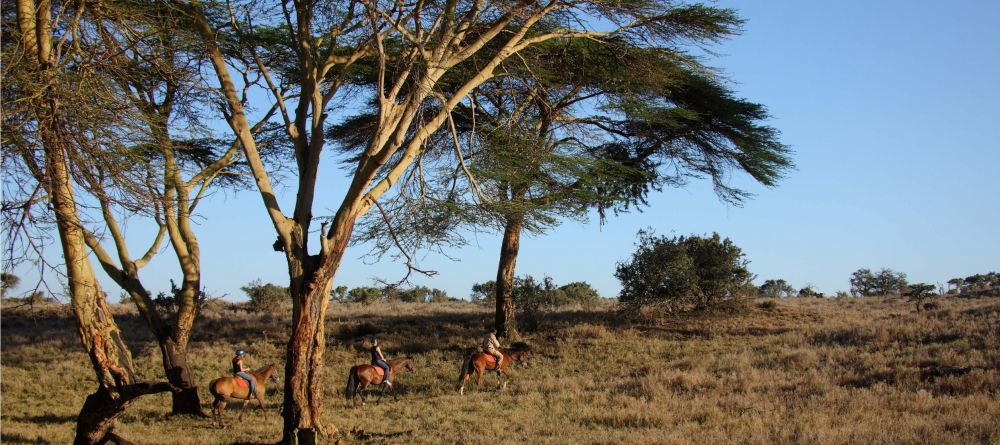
left=494, top=217, right=523, bottom=338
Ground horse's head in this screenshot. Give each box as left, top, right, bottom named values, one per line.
left=266, top=364, right=280, bottom=383
left=510, top=348, right=531, bottom=365
left=402, top=357, right=416, bottom=372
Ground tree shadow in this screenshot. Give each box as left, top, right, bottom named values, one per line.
left=10, top=413, right=76, bottom=425
left=0, top=432, right=55, bottom=444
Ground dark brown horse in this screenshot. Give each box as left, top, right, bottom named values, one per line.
left=208, top=363, right=279, bottom=427
left=456, top=348, right=531, bottom=395
left=344, top=357, right=416, bottom=405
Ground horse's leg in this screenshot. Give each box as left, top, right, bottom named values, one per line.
left=238, top=399, right=249, bottom=421
left=358, top=381, right=368, bottom=406
left=475, top=367, right=484, bottom=392
left=215, top=399, right=227, bottom=428
left=257, top=394, right=266, bottom=413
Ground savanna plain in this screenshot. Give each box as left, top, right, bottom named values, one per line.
left=2, top=297, right=998, bottom=445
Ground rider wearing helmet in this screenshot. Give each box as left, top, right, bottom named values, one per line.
left=482, top=327, right=503, bottom=370
left=232, top=348, right=257, bottom=398
left=370, top=337, right=392, bottom=388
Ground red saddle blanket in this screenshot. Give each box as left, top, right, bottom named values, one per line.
left=482, top=353, right=501, bottom=368
left=373, top=366, right=390, bottom=377
left=235, top=376, right=251, bottom=388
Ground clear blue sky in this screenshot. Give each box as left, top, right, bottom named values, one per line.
left=11, top=1, right=1000, bottom=301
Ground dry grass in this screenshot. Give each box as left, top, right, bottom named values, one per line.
left=2, top=297, right=998, bottom=444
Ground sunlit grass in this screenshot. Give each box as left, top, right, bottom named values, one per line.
left=2, top=297, right=998, bottom=444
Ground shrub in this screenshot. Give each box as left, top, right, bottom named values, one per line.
left=241, top=279, right=288, bottom=313
left=615, top=230, right=753, bottom=315
left=347, top=286, right=382, bottom=305
left=152, top=280, right=210, bottom=315
left=427, top=288, right=450, bottom=303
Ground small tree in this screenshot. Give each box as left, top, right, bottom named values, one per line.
left=873, top=269, right=908, bottom=296
left=851, top=268, right=907, bottom=296
left=241, top=280, right=289, bottom=313
left=759, top=279, right=795, bottom=298
left=471, top=281, right=497, bottom=305
left=616, top=231, right=752, bottom=315
left=330, top=286, right=348, bottom=302
left=428, top=289, right=450, bottom=303
left=347, top=287, right=382, bottom=305
left=906, top=283, right=937, bottom=312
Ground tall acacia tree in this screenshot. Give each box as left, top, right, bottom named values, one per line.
left=72, top=6, right=279, bottom=415
left=176, top=0, right=705, bottom=441
left=464, top=38, right=792, bottom=336
left=347, top=33, right=791, bottom=336
left=4, top=2, right=175, bottom=443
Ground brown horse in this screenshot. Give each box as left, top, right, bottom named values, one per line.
left=208, top=363, right=279, bottom=427
left=344, top=357, right=415, bottom=405
left=456, top=348, right=531, bottom=395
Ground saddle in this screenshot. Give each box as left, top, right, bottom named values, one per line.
left=372, top=365, right=392, bottom=377
left=481, top=353, right=502, bottom=370
left=234, top=375, right=253, bottom=389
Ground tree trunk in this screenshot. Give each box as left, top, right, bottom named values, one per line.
left=495, top=217, right=523, bottom=338
left=160, top=337, right=202, bottom=415
left=279, top=221, right=351, bottom=445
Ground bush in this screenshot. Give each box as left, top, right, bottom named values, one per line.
left=152, top=280, right=210, bottom=315
left=615, top=230, right=753, bottom=315
left=347, top=286, right=381, bottom=305
left=241, top=279, right=288, bottom=313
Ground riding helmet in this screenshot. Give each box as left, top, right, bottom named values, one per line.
left=235, top=348, right=246, bottom=356
left=370, top=336, right=378, bottom=344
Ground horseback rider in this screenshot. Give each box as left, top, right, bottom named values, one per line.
left=232, top=348, right=257, bottom=398
left=482, top=327, right=503, bottom=370
left=370, top=336, right=392, bottom=388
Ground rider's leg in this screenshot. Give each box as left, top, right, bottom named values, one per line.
left=376, top=360, right=392, bottom=386
left=236, top=371, right=256, bottom=397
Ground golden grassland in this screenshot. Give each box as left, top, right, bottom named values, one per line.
left=1, top=297, right=998, bottom=444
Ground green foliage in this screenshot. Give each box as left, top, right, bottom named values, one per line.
left=616, top=230, right=753, bottom=314
left=850, top=268, right=908, bottom=297
left=396, top=286, right=430, bottom=303
left=759, top=279, right=795, bottom=298
left=471, top=281, right=497, bottom=304
left=948, top=272, right=1000, bottom=297
left=330, top=286, right=349, bottom=302
left=347, top=287, right=382, bottom=305
left=471, top=277, right=603, bottom=309
left=427, top=288, right=450, bottom=303
left=241, top=279, right=289, bottom=313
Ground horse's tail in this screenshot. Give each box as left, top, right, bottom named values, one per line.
left=345, top=366, right=358, bottom=400
left=456, top=355, right=471, bottom=389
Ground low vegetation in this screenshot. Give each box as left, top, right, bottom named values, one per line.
left=2, top=296, right=997, bottom=444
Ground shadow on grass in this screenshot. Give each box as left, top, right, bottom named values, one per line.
left=0, top=432, right=55, bottom=444
left=10, top=413, right=76, bottom=424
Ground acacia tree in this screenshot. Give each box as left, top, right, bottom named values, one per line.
left=4, top=2, right=175, bottom=443
left=359, top=29, right=791, bottom=336
left=176, top=0, right=714, bottom=441
left=72, top=7, right=280, bottom=415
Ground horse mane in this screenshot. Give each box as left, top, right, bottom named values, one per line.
left=507, top=342, right=531, bottom=352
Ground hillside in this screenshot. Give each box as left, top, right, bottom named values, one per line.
left=2, top=297, right=998, bottom=444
